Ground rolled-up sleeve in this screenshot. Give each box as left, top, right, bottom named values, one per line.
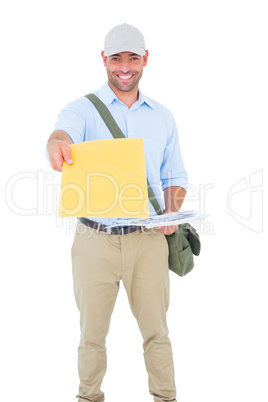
left=54, top=98, right=87, bottom=144
left=160, top=110, right=188, bottom=191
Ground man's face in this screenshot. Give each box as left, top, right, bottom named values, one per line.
left=101, top=51, right=149, bottom=93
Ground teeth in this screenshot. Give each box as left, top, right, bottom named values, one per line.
left=118, top=75, right=133, bottom=80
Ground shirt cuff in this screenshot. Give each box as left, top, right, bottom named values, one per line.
left=161, top=178, right=188, bottom=192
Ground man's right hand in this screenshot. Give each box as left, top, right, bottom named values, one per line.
left=47, top=130, right=74, bottom=172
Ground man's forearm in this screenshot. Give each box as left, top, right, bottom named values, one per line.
left=157, top=186, right=186, bottom=235
left=164, top=186, right=186, bottom=212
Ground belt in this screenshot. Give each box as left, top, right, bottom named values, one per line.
left=78, top=217, right=143, bottom=235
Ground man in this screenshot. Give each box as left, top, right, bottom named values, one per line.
left=47, top=23, right=188, bottom=402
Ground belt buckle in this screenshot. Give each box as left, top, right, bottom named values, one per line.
left=106, top=227, right=112, bottom=235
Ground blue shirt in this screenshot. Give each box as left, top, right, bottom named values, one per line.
left=53, top=81, right=188, bottom=226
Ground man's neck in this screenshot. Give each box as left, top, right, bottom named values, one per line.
left=108, top=82, right=139, bottom=108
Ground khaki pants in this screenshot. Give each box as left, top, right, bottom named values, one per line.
left=72, top=221, right=177, bottom=402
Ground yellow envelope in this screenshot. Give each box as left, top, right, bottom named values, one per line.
left=59, top=138, right=149, bottom=218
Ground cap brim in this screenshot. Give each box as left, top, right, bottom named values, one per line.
left=104, top=45, right=145, bottom=57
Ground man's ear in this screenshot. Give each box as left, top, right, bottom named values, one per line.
left=101, top=51, right=107, bottom=67
left=143, top=50, right=149, bottom=67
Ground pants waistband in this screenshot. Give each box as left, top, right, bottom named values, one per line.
left=78, top=217, right=143, bottom=235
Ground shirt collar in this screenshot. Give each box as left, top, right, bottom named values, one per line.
left=97, top=81, right=155, bottom=110
left=138, top=88, right=155, bottom=110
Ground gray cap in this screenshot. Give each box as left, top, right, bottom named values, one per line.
left=104, top=23, right=146, bottom=57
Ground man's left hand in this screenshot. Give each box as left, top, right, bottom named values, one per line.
left=157, top=210, right=178, bottom=235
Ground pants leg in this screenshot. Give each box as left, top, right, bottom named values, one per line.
left=121, top=229, right=177, bottom=402
left=72, top=222, right=121, bottom=402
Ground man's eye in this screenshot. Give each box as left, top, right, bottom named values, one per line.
left=111, top=58, right=119, bottom=61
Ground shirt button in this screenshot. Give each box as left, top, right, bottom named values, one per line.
left=129, top=132, right=135, bottom=137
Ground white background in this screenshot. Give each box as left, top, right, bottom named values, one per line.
left=1, top=1, right=267, bottom=401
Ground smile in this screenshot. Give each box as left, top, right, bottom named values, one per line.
left=117, top=75, right=134, bottom=80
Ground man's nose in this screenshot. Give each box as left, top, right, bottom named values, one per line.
left=120, top=62, right=130, bottom=73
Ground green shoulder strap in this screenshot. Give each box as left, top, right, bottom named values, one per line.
left=85, top=93, right=125, bottom=139
left=85, top=93, right=163, bottom=215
